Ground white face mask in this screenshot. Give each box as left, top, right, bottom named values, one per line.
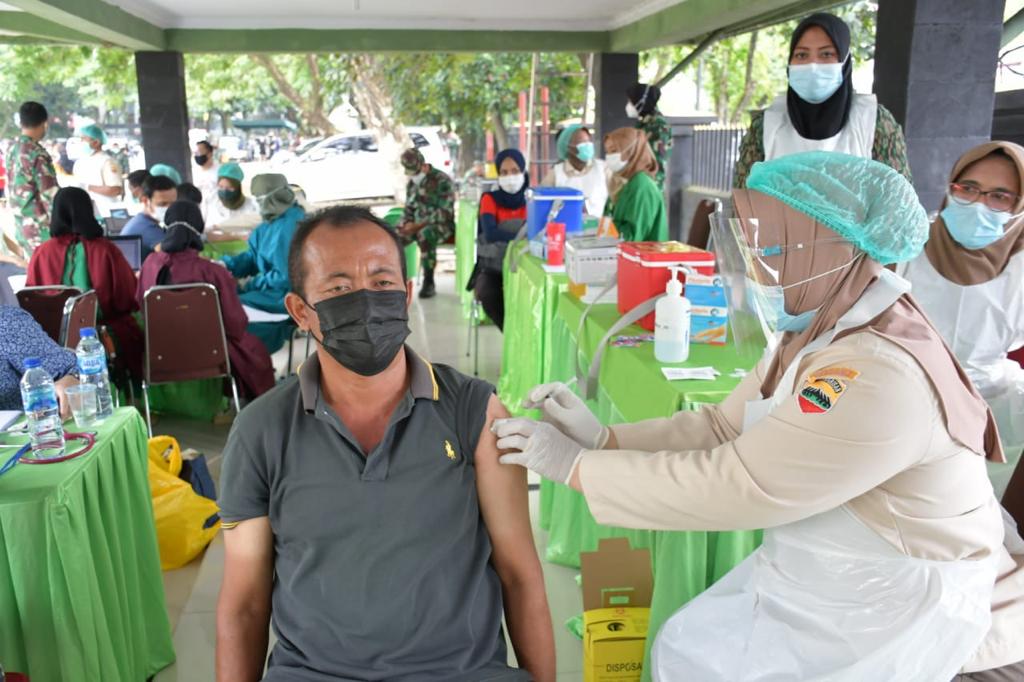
left=152, top=205, right=168, bottom=224
left=625, top=101, right=640, bottom=119
left=606, top=152, right=627, bottom=174
left=497, top=173, right=525, bottom=194
left=410, top=172, right=425, bottom=184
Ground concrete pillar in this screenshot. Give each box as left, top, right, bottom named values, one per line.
left=594, top=53, right=639, bottom=144
left=135, top=51, right=191, bottom=183
left=873, top=0, right=1004, bottom=211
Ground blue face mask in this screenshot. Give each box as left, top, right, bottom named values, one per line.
left=788, top=61, right=845, bottom=104
left=574, top=141, right=595, bottom=163
left=941, top=198, right=1016, bottom=250
left=746, top=278, right=818, bottom=333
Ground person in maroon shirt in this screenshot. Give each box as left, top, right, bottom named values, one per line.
left=27, top=186, right=142, bottom=378
left=137, top=200, right=275, bottom=399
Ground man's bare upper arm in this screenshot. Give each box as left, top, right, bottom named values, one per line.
left=474, top=395, right=541, bottom=581
left=220, top=517, right=274, bottom=606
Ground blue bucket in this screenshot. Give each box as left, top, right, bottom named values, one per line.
left=527, top=187, right=585, bottom=239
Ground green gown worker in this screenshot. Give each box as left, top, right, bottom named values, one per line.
left=603, top=127, right=668, bottom=242
left=626, top=83, right=673, bottom=192
left=400, top=148, right=455, bottom=299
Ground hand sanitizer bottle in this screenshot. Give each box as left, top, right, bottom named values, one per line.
left=654, top=267, right=691, bottom=363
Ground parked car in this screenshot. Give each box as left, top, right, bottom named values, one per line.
left=281, top=126, right=452, bottom=204
left=217, top=135, right=250, bottom=162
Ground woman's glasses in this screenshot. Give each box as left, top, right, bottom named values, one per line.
left=949, top=182, right=1020, bottom=213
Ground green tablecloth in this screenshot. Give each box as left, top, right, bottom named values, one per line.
left=456, top=198, right=479, bottom=319
left=549, top=293, right=764, bottom=681
left=496, top=253, right=569, bottom=417
left=202, top=238, right=250, bottom=259
left=0, top=408, right=175, bottom=680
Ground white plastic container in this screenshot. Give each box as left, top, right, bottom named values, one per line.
left=654, top=267, right=692, bottom=364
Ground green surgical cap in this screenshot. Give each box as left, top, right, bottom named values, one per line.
left=557, top=124, right=583, bottom=161
left=149, top=164, right=182, bottom=185
left=79, top=123, right=107, bottom=146
left=746, top=151, right=928, bottom=265
left=218, top=162, right=244, bottom=183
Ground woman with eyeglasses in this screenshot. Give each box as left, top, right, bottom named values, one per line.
left=903, top=142, right=1024, bottom=501
left=733, top=12, right=911, bottom=188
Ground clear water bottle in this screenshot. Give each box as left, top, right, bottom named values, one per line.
left=76, top=327, right=113, bottom=419
left=20, top=358, right=65, bottom=458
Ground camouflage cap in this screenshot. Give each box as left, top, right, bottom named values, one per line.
left=401, top=148, right=425, bottom=172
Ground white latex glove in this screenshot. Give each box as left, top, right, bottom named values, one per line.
left=494, top=418, right=585, bottom=484
left=523, top=382, right=608, bottom=449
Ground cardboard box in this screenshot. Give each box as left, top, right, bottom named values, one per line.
left=581, top=538, right=653, bottom=682
left=691, top=305, right=729, bottom=345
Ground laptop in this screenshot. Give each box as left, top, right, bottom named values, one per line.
left=109, top=234, right=143, bottom=270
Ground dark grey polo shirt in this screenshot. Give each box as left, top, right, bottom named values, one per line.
left=218, top=347, right=531, bottom=682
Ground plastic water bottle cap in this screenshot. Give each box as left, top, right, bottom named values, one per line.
left=23, top=357, right=41, bottom=369
left=80, top=327, right=96, bottom=338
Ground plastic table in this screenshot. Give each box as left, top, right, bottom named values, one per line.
left=0, top=408, right=176, bottom=680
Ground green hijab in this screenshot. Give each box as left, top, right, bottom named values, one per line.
left=251, top=173, right=296, bottom=221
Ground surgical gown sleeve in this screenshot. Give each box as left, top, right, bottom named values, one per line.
left=579, top=336, right=934, bottom=532
left=222, top=228, right=259, bottom=279
left=610, top=358, right=765, bottom=453
left=243, top=220, right=290, bottom=294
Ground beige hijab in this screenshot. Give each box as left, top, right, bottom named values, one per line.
left=734, top=189, right=1004, bottom=462
left=604, top=127, right=658, bottom=200
left=924, top=141, right=1024, bottom=286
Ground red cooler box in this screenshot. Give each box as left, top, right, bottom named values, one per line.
left=618, top=241, right=715, bottom=331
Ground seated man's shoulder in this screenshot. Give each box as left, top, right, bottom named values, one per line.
left=430, top=361, right=495, bottom=400
left=234, top=375, right=300, bottom=430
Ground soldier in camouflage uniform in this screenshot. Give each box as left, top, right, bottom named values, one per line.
left=627, top=83, right=673, bottom=192
left=400, top=147, right=454, bottom=299
left=6, top=101, right=58, bottom=255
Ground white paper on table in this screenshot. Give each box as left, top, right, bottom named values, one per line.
left=661, top=367, right=721, bottom=382
left=242, top=304, right=291, bottom=323
left=541, top=263, right=566, bottom=274
left=0, top=410, right=22, bottom=432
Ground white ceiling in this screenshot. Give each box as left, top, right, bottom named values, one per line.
left=100, top=0, right=681, bottom=31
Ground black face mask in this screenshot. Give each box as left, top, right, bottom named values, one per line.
left=307, top=289, right=410, bottom=376
left=194, top=154, right=209, bottom=166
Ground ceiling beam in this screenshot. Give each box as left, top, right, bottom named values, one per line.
left=0, top=32, right=75, bottom=45
left=0, top=11, right=102, bottom=44
left=2, top=0, right=164, bottom=49
left=165, top=28, right=610, bottom=54
left=609, top=0, right=844, bottom=51
left=1004, top=7, right=1024, bottom=49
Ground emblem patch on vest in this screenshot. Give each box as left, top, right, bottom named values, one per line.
left=798, top=366, right=860, bottom=414
left=444, top=440, right=457, bottom=461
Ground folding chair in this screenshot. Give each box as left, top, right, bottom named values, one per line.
left=16, top=286, right=82, bottom=342
left=142, top=283, right=241, bottom=436
left=59, top=289, right=98, bottom=348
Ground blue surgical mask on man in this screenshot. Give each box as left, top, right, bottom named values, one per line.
left=574, top=141, right=595, bottom=163
left=788, top=60, right=845, bottom=104
left=941, top=197, right=1016, bottom=250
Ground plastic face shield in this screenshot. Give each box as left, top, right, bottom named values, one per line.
left=710, top=209, right=847, bottom=356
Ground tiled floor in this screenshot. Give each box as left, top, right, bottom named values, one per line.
left=154, top=252, right=585, bottom=680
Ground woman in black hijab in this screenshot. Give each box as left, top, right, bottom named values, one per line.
left=732, top=12, right=911, bottom=188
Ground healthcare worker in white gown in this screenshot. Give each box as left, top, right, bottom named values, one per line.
left=903, top=141, right=1024, bottom=499
left=495, top=152, right=1024, bottom=681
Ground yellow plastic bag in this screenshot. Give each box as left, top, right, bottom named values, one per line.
left=148, top=436, right=221, bottom=570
